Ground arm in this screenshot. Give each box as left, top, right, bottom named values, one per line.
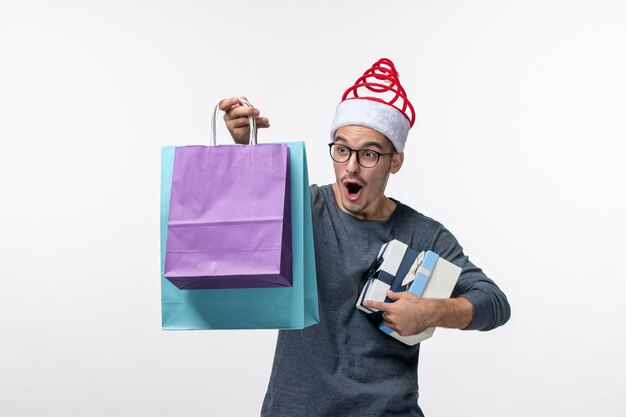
left=219, top=96, right=270, bottom=144
left=364, top=291, right=473, bottom=337
left=432, top=226, right=511, bottom=331
left=364, top=226, right=511, bottom=337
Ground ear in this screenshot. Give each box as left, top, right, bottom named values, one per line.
left=390, top=152, right=404, bottom=174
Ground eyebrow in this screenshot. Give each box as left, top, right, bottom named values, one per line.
left=334, top=136, right=386, bottom=151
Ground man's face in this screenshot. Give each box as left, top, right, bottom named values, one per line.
left=332, top=125, right=404, bottom=220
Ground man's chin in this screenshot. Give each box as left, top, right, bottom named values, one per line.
left=340, top=196, right=367, bottom=218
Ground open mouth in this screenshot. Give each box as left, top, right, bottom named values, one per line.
left=343, top=181, right=363, bottom=201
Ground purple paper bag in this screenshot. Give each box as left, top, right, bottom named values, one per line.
left=164, top=144, right=292, bottom=289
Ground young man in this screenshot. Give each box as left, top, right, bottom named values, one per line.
left=220, top=58, right=510, bottom=416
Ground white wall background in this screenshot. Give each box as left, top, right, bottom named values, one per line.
left=1, top=1, right=625, bottom=416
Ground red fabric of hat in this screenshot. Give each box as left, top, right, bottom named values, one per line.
left=330, top=58, right=415, bottom=152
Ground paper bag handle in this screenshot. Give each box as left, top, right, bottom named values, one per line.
left=211, top=98, right=258, bottom=146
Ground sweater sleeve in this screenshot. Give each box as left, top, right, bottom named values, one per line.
left=431, top=226, right=511, bottom=331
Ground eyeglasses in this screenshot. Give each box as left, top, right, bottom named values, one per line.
left=328, top=143, right=396, bottom=168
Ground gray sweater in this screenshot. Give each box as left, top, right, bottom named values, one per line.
left=261, top=184, right=510, bottom=417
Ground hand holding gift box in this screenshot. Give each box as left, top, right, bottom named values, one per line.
left=357, top=239, right=461, bottom=345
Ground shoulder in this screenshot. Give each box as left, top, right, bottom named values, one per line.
left=393, top=199, right=445, bottom=233
left=310, top=183, right=332, bottom=207
left=392, top=200, right=464, bottom=253
left=310, top=183, right=321, bottom=198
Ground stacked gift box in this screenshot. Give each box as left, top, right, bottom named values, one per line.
left=357, top=239, right=462, bottom=345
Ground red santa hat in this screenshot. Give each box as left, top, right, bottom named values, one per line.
left=330, top=58, right=415, bottom=152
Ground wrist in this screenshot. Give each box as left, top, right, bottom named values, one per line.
left=431, top=298, right=473, bottom=329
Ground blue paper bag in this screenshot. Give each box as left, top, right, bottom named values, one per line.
left=160, top=142, right=319, bottom=330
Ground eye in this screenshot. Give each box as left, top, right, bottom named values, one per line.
left=361, top=149, right=377, bottom=160
left=337, top=145, right=350, bottom=155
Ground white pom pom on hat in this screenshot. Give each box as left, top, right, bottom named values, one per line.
left=330, top=58, right=415, bottom=153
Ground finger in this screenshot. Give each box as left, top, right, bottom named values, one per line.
left=256, top=117, right=270, bottom=128
left=219, top=96, right=258, bottom=117
left=228, top=117, right=269, bottom=131
left=386, top=290, right=402, bottom=301
left=226, top=117, right=269, bottom=135
left=383, top=320, right=396, bottom=331
left=396, top=328, right=408, bottom=337
left=226, top=116, right=255, bottom=130
left=363, top=300, right=389, bottom=311
left=224, top=106, right=260, bottom=121
left=218, top=97, right=241, bottom=112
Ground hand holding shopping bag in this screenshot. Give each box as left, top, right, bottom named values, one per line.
left=160, top=99, right=319, bottom=329
left=164, top=99, right=292, bottom=290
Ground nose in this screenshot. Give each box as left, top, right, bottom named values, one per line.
left=345, top=150, right=360, bottom=174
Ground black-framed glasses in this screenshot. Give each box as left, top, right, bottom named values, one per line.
left=328, top=143, right=395, bottom=168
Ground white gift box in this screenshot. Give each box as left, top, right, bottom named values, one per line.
left=379, top=250, right=461, bottom=345
left=356, top=240, right=420, bottom=313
